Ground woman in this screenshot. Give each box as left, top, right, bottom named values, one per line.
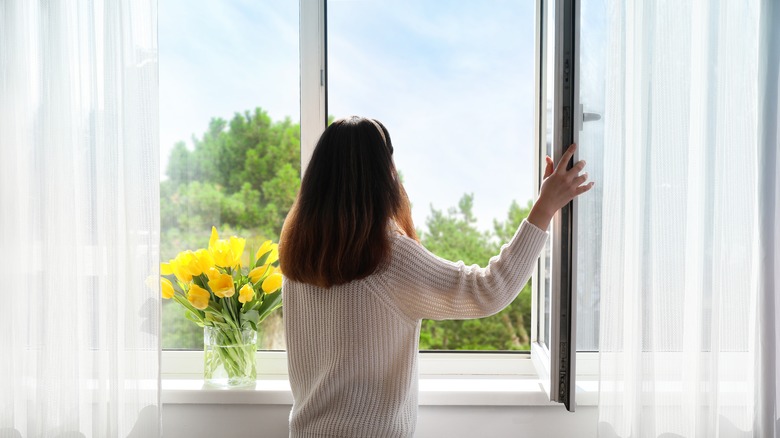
left=279, top=116, right=592, bottom=437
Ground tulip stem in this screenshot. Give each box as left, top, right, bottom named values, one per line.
left=204, top=326, right=257, bottom=386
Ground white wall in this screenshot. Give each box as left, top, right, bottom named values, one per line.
left=162, top=404, right=598, bottom=437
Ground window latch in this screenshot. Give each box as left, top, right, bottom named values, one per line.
left=578, top=103, right=602, bottom=131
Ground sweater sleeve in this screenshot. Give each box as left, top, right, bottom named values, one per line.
left=383, top=220, right=549, bottom=321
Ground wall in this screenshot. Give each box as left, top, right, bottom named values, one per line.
left=162, top=404, right=599, bottom=437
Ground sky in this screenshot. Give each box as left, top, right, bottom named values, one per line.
left=159, top=0, right=537, bottom=232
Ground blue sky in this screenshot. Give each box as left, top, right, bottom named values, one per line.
left=160, top=0, right=537, bottom=232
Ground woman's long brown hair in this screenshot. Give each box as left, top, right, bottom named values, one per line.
left=279, top=116, right=417, bottom=288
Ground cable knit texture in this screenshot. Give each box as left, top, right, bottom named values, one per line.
left=284, top=220, right=548, bottom=438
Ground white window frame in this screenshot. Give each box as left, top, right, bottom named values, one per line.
left=300, top=0, right=327, bottom=174
left=161, top=0, right=598, bottom=394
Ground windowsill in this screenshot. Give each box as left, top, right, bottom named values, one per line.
left=161, top=350, right=599, bottom=407
left=161, top=375, right=599, bottom=407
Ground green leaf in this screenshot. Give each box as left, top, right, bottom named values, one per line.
left=255, top=291, right=282, bottom=324
left=253, top=252, right=279, bottom=269
left=192, top=275, right=208, bottom=289
left=184, top=310, right=205, bottom=327
left=242, top=310, right=259, bottom=324
left=208, top=301, right=223, bottom=312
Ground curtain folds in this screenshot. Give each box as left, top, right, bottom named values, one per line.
left=596, top=0, right=778, bottom=437
left=0, top=1, right=160, bottom=437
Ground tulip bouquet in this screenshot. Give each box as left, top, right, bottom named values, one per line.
left=160, top=227, right=283, bottom=387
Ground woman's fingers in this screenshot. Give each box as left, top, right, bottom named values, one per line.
left=540, top=142, right=593, bottom=209
left=576, top=181, right=595, bottom=195
left=544, top=156, right=554, bottom=178
left=555, top=143, right=577, bottom=174
left=573, top=172, right=589, bottom=186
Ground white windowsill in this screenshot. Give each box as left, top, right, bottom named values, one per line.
left=161, top=351, right=599, bottom=407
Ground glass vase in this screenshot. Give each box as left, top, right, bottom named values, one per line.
left=203, top=326, right=257, bottom=388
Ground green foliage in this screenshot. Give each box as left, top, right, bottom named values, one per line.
left=419, top=194, right=533, bottom=350
left=161, top=108, right=301, bottom=261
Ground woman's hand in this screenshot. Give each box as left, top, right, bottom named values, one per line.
left=527, top=143, right=594, bottom=230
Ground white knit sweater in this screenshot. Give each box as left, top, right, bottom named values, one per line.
left=283, top=220, right=548, bottom=438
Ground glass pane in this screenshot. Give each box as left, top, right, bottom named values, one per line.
left=159, top=1, right=300, bottom=350
left=575, top=0, right=606, bottom=351
left=328, top=0, right=536, bottom=350
left=539, top=0, right=557, bottom=350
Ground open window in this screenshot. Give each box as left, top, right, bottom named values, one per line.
left=530, top=0, right=577, bottom=411
left=532, top=0, right=609, bottom=411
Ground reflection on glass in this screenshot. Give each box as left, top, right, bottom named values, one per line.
left=328, top=0, right=536, bottom=350
left=159, top=1, right=300, bottom=350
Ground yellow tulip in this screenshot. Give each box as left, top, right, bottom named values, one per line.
left=248, top=265, right=269, bottom=284
left=228, top=236, right=246, bottom=267
left=266, top=245, right=279, bottom=265
left=161, top=278, right=175, bottom=299
left=208, top=273, right=235, bottom=298
left=255, top=240, right=279, bottom=265
left=160, top=262, right=174, bottom=276
left=255, top=240, right=272, bottom=261
left=170, top=255, right=192, bottom=283
left=194, top=248, right=215, bottom=274
left=210, top=240, right=233, bottom=267
left=206, top=227, right=246, bottom=268
left=238, top=283, right=255, bottom=304
left=209, top=226, right=219, bottom=250
left=204, top=267, right=221, bottom=281
left=261, top=272, right=283, bottom=294
left=175, top=250, right=209, bottom=280
left=187, top=284, right=210, bottom=310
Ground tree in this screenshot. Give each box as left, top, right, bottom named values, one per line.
left=161, top=108, right=301, bottom=242
left=418, top=195, right=533, bottom=350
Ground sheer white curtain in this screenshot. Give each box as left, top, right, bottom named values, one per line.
left=0, top=1, right=160, bottom=437
left=596, top=0, right=779, bottom=437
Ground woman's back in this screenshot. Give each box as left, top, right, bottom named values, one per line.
left=284, top=259, right=420, bottom=437
left=285, top=222, right=548, bottom=438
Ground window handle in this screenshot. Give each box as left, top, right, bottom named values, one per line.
left=583, top=112, right=601, bottom=122
left=577, top=103, right=602, bottom=131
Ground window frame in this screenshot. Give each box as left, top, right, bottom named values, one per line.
left=531, top=0, right=580, bottom=411
left=161, top=349, right=601, bottom=379
left=161, top=0, right=595, bottom=390
left=300, top=0, right=328, bottom=171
